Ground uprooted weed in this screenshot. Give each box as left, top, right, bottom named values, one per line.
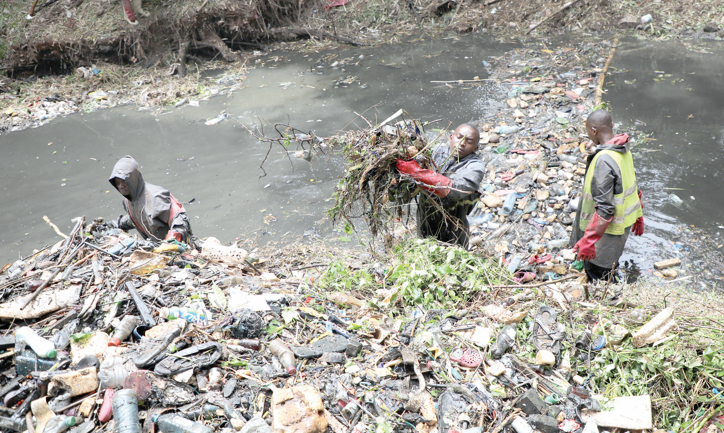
left=318, top=237, right=513, bottom=309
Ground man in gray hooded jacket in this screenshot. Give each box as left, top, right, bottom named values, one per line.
left=109, top=156, right=192, bottom=243
left=396, top=124, right=485, bottom=248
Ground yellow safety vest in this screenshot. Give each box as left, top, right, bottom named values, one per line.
left=579, top=149, right=643, bottom=235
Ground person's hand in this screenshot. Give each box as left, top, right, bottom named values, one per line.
left=632, top=190, right=644, bottom=236
left=165, top=231, right=182, bottom=242
left=573, top=212, right=612, bottom=262
left=395, top=159, right=422, bottom=175
left=108, top=215, right=122, bottom=229
left=395, top=159, right=452, bottom=198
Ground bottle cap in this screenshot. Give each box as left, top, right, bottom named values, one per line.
left=286, top=365, right=297, bottom=375
left=66, top=417, right=76, bottom=427
left=108, top=338, right=121, bottom=347
left=46, top=349, right=57, bottom=359
left=151, top=414, right=159, bottom=423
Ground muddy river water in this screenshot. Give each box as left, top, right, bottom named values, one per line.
left=1, top=35, right=723, bottom=288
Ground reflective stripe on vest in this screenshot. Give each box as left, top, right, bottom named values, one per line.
left=579, top=149, right=643, bottom=235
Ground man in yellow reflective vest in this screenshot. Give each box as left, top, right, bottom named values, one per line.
left=570, top=110, right=644, bottom=281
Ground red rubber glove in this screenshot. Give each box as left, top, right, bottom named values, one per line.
left=165, top=231, right=182, bottom=242
left=395, top=159, right=452, bottom=198
left=632, top=190, right=644, bottom=236
left=573, top=212, right=612, bottom=262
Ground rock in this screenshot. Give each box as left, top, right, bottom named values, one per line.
left=488, top=133, right=500, bottom=143
left=654, top=258, right=680, bottom=269
left=632, top=307, right=676, bottom=348
left=487, top=361, right=506, bottom=376
left=515, top=388, right=546, bottom=415
left=70, top=332, right=110, bottom=366
left=528, top=414, right=559, bottom=433
left=703, top=23, right=719, bottom=33
left=482, top=194, right=503, bottom=208
left=483, top=304, right=527, bottom=324
left=507, top=98, right=518, bottom=108
left=536, top=190, right=549, bottom=201
left=536, top=173, right=549, bottom=183
left=513, top=109, right=524, bottom=118
left=661, top=269, right=677, bottom=279
left=240, top=416, right=272, bottom=433
left=49, top=367, right=98, bottom=397
left=619, top=15, right=639, bottom=28
left=345, top=339, right=363, bottom=357
left=272, top=385, right=328, bottom=433
left=535, top=350, right=556, bottom=366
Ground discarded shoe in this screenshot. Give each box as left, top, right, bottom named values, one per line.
left=449, top=348, right=482, bottom=368
left=154, top=342, right=223, bottom=376
left=532, top=306, right=566, bottom=356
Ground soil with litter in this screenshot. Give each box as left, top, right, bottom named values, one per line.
left=0, top=207, right=722, bottom=433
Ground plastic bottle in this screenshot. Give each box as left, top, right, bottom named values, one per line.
left=109, top=316, right=139, bottom=347
left=152, top=414, right=214, bottom=433
left=267, top=339, right=297, bottom=375
left=559, top=154, right=578, bottom=164
left=495, top=125, right=520, bottom=135
left=494, top=143, right=510, bottom=154
left=112, top=389, right=141, bottom=433
left=491, top=325, right=516, bottom=359
left=510, top=416, right=533, bottom=433
left=670, top=194, right=683, bottom=206
left=6, top=260, right=25, bottom=279
left=53, top=319, right=78, bottom=351
left=225, top=339, right=261, bottom=351
left=99, top=357, right=137, bottom=389
left=468, top=213, right=494, bottom=226
left=16, top=327, right=56, bottom=358
left=160, top=306, right=208, bottom=324
left=501, top=193, right=521, bottom=216
left=547, top=239, right=568, bottom=250
left=43, top=415, right=76, bottom=433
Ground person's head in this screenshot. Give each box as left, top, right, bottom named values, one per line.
left=109, top=155, right=144, bottom=201
left=449, top=123, right=480, bottom=159
left=585, top=109, right=614, bottom=144
left=115, top=178, right=130, bottom=197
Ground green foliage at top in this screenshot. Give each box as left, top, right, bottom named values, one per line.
left=387, top=238, right=510, bottom=307
left=317, top=238, right=512, bottom=309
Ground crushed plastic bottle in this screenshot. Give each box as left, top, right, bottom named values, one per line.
left=501, top=193, right=523, bottom=216
left=112, top=389, right=141, bottom=433
left=267, top=339, right=297, bottom=375
left=547, top=239, right=568, bottom=250
left=160, top=304, right=209, bottom=324
left=669, top=194, right=683, bottom=206
left=16, top=327, right=56, bottom=358
left=571, top=260, right=584, bottom=271
left=43, top=416, right=76, bottom=433
left=468, top=213, right=494, bottom=225
left=491, top=325, right=516, bottom=359
left=152, top=414, right=214, bottom=433
left=52, top=319, right=78, bottom=351
left=495, top=125, right=520, bottom=135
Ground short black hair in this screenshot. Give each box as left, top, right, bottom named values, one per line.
left=586, top=109, right=613, bottom=128
left=459, top=123, right=481, bottom=141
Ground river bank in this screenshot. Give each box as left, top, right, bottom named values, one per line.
left=3, top=0, right=724, bottom=134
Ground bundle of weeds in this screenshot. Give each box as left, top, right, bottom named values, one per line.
left=317, top=238, right=512, bottom=308
left=327, top=111, right=444, bottom=238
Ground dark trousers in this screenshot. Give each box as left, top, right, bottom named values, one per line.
left=417, top=199, right=470, bottom=248
left=584, top=260, right=619, bottom=282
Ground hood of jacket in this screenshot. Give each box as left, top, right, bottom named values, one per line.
left=109, top=155, right=145, bottom=201
left=597, top=133, right=630, bottom=153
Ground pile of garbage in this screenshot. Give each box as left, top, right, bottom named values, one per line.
left=327, top=109, right=438, bottom=238
left=0, top=216, right=720, bottom=433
